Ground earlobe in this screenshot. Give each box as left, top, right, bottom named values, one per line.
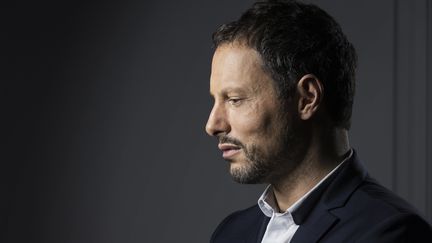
left=297, top=74, right=324, bottom=120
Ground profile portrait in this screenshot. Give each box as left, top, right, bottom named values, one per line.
left=3, top=0, right=432, bottom=242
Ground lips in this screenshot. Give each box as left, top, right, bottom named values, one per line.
left=218, top=143, right=241, bottom=159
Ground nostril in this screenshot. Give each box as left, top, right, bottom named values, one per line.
left=206, top=121, right=225, bottom=137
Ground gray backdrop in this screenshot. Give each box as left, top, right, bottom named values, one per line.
left=3, top=0, right=431, bottom=242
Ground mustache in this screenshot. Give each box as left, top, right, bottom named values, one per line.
left=217, top=135, right=244, bottom=148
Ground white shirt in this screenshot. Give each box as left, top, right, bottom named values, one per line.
left=258, top=150, right=353, bottom=243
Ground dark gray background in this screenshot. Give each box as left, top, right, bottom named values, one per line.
left=2, top=0, right=431, bottom=242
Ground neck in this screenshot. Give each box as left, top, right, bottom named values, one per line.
left=271, top=127, right=350, bottom=212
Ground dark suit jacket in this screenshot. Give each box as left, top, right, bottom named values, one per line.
left=211, top=151, right=432, bottom=242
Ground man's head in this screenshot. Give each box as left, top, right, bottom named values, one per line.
left=206, top=0, right=357, bottom=184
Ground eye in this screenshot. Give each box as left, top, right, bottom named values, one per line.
left=228, top=98, right=242, bottom=106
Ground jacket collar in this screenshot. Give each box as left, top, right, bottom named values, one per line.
left=290, top=149, right=368, bottom=243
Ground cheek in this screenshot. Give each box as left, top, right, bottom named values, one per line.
left=228, top=103, right=278, bottom=140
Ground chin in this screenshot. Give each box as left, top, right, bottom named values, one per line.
left=228, top=161, right=245, bottom=174
left=229, top=163, right=266, bottom=184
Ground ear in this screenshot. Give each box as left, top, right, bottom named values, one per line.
left=297, top=74, right=324, bottom=120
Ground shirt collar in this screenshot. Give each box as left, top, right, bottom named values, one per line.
left=257, top=149, right=353, bottom=224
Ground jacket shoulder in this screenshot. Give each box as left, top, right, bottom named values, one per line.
left=355, top=177, right=424, bottom=216
left=328, top=176, right=432, bottom=242
left=355, top=212, right=432, bottom=242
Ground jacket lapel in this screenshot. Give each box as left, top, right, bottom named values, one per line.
left=253, top=216, right=270, bottom=243
left=290, top=150, right=368, bottom=243
left=291, top=210, right=339, bottom=243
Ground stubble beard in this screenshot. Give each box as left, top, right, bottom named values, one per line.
left=229, top=144, right=272, bottom=184
left=223, top=122, right=302, bottom=184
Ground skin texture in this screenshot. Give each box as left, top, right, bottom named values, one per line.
left=206, top=43, right=351, bottom=211
left=206, top=43, right=300, bottom=184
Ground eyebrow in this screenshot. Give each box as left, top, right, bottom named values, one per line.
left=210, top=87, right=248, bottom=97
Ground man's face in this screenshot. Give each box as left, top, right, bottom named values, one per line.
left=206, top=44, right=305, bottom=184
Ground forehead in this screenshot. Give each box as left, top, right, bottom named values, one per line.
left=211, top=43, right=263, bottom=78
left=210, top=44, right=274, bottom=95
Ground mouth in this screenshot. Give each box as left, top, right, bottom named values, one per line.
left=218, top=143, right=242, bottom=159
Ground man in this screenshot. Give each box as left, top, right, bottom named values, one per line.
left=205, top=0, right=432, bottom=242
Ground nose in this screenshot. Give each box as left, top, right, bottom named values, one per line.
left=205, top=103, right=230, bottom=137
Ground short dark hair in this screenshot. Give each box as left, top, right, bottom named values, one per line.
left=212, top=0, right=357, bottom=129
